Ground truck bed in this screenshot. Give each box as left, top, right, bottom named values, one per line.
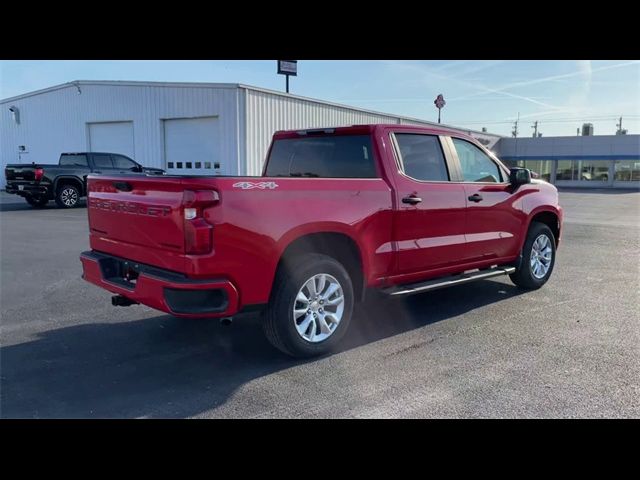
left=85, top=172, right=394, bottom=305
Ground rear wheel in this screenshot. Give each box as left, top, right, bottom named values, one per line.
left=25, top=196, right=48, bottom=208
left=510, top=222, right=556, bottom=289
left=55, top=184, right=80, bottom=208
left=262, top=253, right=354, bottom=358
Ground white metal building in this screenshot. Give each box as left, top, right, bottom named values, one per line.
left=0, top=80, right=501, bottom=188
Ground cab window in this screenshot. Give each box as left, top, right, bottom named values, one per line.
left=452, top=138, right=502, bottom=183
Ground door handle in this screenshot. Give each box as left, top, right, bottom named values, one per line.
left=402, top=195, right=422, bottom=205
left=113, top=181, right=133, bottom=192
left=468, top=193, right=483, bottom=202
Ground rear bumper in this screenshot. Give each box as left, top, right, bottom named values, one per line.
left=5, top=183, right=50, bottom=197
left=80, top=250, right=240, bottom=318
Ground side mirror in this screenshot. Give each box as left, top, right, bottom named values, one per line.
left=132, top=164, right=143, bottom=172
left=509, top=167, right=532, bottom=187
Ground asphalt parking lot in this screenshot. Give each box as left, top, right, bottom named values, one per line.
left=1, top=189, right=638, bottom=418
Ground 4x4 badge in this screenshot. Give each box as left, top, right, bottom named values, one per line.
left=232, top=181, right=279, bottom=190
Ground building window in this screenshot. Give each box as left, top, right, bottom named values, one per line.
left=614, top=160, right=640, bottom=182
left=518, top=160, right=553, bottom=182
left=501, top=159, right=520, bottom=169
left=556, top=160, right=610, bottom=182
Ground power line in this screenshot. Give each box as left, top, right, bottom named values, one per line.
left=453, top=115, right=640, bottom=125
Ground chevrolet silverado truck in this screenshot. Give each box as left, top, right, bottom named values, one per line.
left=80, top=124, right=562, bottom=357
left=4, top=152, right=164, bottom=208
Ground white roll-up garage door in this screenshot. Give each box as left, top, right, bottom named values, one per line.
left=163, top=116, right=221, bottom=175
left=88, top=122, right=135, bottom=159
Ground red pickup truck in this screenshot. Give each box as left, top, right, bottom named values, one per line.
left=81, top=124, right=562, bottom=357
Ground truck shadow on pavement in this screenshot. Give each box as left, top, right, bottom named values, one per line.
left=1, top=279, right=525, bottom=418
left=0, top=202, right=86, bottom=212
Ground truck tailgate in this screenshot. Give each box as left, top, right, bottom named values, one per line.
left=4, top=164, right=43, bottom=181
left=87, top=175, right=188, bottom=272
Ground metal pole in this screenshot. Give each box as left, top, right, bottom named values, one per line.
left=286, top=75, right=289, bottom=94
left=438, top=108, right=441, bottom=124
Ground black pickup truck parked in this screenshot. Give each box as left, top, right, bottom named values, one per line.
left=4, top=152, right=164, bottom=208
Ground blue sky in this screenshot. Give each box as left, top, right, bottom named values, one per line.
left=1, top=60, right=638, bottom=137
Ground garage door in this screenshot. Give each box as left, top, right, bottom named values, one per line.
left=163, top=117, right=221, bottom=175
left=88, top=122, right=135, bottom=158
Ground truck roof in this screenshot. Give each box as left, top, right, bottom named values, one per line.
left=61, top=152, right=131, bottom=156
left=273, top=124, right=477, bottom=140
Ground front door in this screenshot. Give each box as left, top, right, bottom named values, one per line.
left=448, top=136, right=522, bottom=262
left=391, top=132, right=468, bottom=275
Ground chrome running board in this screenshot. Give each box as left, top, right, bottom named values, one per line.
left=382, top=266, right=516, bottom=297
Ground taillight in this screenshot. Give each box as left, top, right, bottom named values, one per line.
left=34, top=168, right=44, bottom=181
left=182, top=190, right=219, bottom=255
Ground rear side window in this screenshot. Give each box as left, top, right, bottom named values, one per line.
left=93, top=154, right=114, bottom=169
left=59, top=154, right=88, bottom=167
left=395, top=134, right=449, bottom=181
left=265, top=135, right=377, bottom=178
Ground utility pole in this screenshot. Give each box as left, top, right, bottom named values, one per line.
left=512, top=113, right=519, bottom=138
left=513, top=112, right=520, bottom=158
left=532, top=121, right=538, bottom=138
left=616, top=116, right=627, bottom=135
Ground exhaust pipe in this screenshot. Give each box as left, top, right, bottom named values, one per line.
left=111, top=295, right=139, bottom=307
left=220, top=317, right=233, bottom=326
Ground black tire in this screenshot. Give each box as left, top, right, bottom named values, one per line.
left=55, top=184, right=80, bottom=208
left=510, top=222, right=556, bottom=289
left=25, top=196, right=48, bottom=208
left=262, top=253, right=354, bottom=358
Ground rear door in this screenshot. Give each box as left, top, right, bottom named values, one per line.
left=390, top=131, right=468, bottom=275
left=447, top=136, right=521, bottom=262
left=59, top=153, right=91, bottom=181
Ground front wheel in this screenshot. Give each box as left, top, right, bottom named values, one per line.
left=262, top=253, right=354, bottom=358
left=510, top=222, right=556, bottom=289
